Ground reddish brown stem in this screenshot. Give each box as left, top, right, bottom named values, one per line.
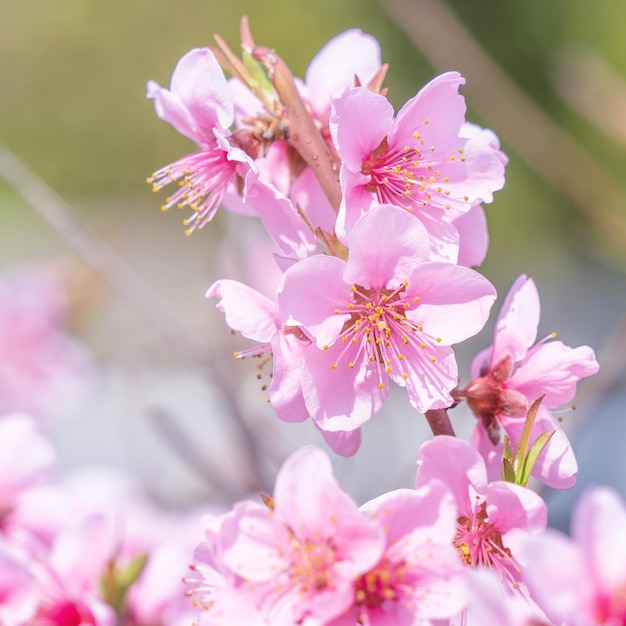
left=424, top=408, right=456, bottom=437
left=253, top=46, right=343, bottom=213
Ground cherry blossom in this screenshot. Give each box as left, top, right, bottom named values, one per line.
left=278, top=204, right=496, bottom=437
left=191, top=446, right=385, bottom=625
left=327, top=483, right=467, bottom=626
left=523, top=487, right=626, bottom=626
left=330, top=73, right=506, bottom=262
left=147, top=47, right=254, bottom=233
left=458, top=274, right=599, bottom=488
left=415, top=436, right=546, bottom=592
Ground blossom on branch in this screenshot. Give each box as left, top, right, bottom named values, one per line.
left=330, top=73, right=507, bottom=263
left=458, top=274, right=599, bottom=488
left=278, top=204, right=496, bottom=441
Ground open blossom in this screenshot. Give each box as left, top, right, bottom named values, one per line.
left=147, top=47, right=254, bottom=233
left=190, top=446, right=385, bottom=625
left=458, top=274, right=599, bottom=488
left=523, top=487, right=626, bottom=626
left=330, top=72, right=506, bottom=263
left=278, top=204, right=496, bottom=438
left=415, top=436, right=547, bottom=593
left=327, top=483, right=467, bottom=626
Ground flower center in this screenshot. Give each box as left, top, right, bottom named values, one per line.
left=286, top=531, right=337, bottom=594
left=329, top=282, right=440, bottom=388
left=454, top=502, right=521, bottom=588
left=148, top=148, right=240, bottom=235
left=360, top=127, right=467, bottom=213
left=354, top=556, right=406, bottom=610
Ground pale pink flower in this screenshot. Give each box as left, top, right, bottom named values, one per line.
left=147, top=48, right=254, bottom=233
left=327, top=483, right=467, bottom=626
left=415, top=436, right=547, bottom=592
left=192, top=446, right=385, bottom=626
left=330, top=73, right=506, bottom=262
left=459, top=274, right=599, bottom=488
left=278, top=204, right=496, bottom=436
left=298, top=28, right=382, bottom=138
left=523, top=486, right=626, bottom=626
left=0, top=413, right=54, bottom=527
left=0, top=268, right=95, bottom=421
left=206, top=279, right=310, bottom=425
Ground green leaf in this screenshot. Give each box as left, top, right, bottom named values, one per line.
left=515, top=395, right=544, bottom=473
left=243, top=50, right=274, bottom=94
left=501, top=457, right=516, bottom=483
left=519, top=429, right=555, bottom=486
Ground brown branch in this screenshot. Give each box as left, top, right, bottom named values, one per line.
left=425, top=408, right=456, bottom=437
left=253, top=46, right=343, bottom=213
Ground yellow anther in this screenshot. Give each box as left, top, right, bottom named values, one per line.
left=323, top=345, right=329, bottom=350
left=332, top=363, right=337, bottom=369
left=420, top=343, right=426, bottom=349
left=413, top=296, right=420, bottom=302
left=436, top=337, right=442, bottom=343
left=430, top=357, right=436, bottom=363
left=335, top=308, right=341, bottom=314
left=349, top=362, right=354, bottom=368
left=379, top=383, right=386, bottom=389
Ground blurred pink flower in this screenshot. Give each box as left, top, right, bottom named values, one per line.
left=461, top=274, right=599, bottom=488
left=191, top=446, right=385, bottom=625
left=0, top=413, right=54, bottom=527
left=523, top=486, right=626, bottom=626
left=0, top=268, right=95, bottom=421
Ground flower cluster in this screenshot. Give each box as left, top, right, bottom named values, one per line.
left=0, top=14, right=609, bottom=626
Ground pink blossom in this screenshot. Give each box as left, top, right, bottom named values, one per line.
left=415, top=436, right=547, bottom=592
left=206, top=279, right=311, bottom=425
left=278, top=204, right=496, bottom=437
left=523, top=486, right=626, bottom=626
left=299, top=28, right=382, bottom=138
left=330, top=73, right=506, bottom=262
left=459, top=274, right=599, bottom=488
left=327, top=483, right=467, bottom=626
left=0, top=413, right=54, bottom=526
left=191, top=446, right=385, bottom=625
left=0, top=268, right=95, bottom=421
left=147, top=48, right=254, bottom=233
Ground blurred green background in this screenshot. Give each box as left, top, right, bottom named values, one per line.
left=2, top=0, right=626, bottom=271
left=1, top=0, right=625, bottom=522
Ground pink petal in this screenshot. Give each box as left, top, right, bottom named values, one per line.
left=301, top=341, right=387, bottom=434
left=343, top=205, right=431, bottom=289
left=492, top=275, right=540, bottom=364
left=572, top=487, right=626, bottom=597
left=391, top=72, right=466, bottom=150
left=330, top=88, right=395, bottom=173
left=305, top=30, right=382, bottom=117
left=483, top=482, right=547, bottom=535
left=415, top=436, right=486, bottom=515
left=269, top=333, right=310, bottom=424
left=244, top=174, right=318, bottom=258
left=510, top=341, right=599, bottom=407
left=405, top=263, right=496, bottom=344
left=168, top=48, right=233, bottom=131
left=391, top=342, right=458, bottom=412
left=317, top=426, right=362, bottom=457
left=454, top=204, right=489, bottom=267
left=278, top=255, right=350, bottom=348
left=206, top=279, right=281, bottom=342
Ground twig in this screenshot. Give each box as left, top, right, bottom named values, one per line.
left=425, top=408, right=456, bottom=437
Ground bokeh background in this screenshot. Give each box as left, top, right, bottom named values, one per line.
left=1, top=0, right=625, bottom=529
